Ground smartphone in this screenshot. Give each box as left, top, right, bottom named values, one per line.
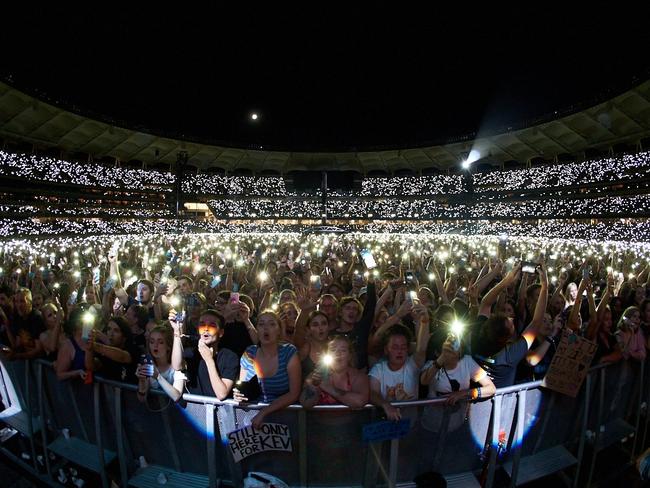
left=582, top=266, right=591, bottom=280
left=405, top=271, right=415, bottom=285
left=210, top=275, right=222, bottom=288
left=311, top=275, right=322, bottom=290
left=236, top=376, right=261, bottom=401
left=68, top=290, right=78, bottom=305
left=230, top=292, right=240, bottom=304
left=521, top=262, right=536, bottom=274
left=92, top=268, right=100, bottom=286
left=140, top=354, right=154, bottom=377
left=360, top=249, right=377, bottom=269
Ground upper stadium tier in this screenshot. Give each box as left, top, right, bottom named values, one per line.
left=1, top=78, right=650, bottom=175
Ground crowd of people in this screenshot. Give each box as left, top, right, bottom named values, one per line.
left=0, top=230, right=649, bottom=485
left=208, top=193, right=650, bottom=220
left=1, top=234, right=648, bottom=442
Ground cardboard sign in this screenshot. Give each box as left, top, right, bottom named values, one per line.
left=542, top=328, right=597, bottom=397
left=362, top=419, right=411, bottom=443
left=227, top=423, right=292, bottom=462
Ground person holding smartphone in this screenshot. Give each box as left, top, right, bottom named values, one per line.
left=87, top=316, right=139, bottom=383
left=136, top=325, right=186, bottom=402
left=300, top=335, right=369, bottom=409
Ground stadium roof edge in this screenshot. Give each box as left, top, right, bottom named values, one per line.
left=0, top=79, right=649, bottom=174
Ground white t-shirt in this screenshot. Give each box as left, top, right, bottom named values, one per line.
left=151, top=367, right=186, bottom=390
left=369, top=356, right=420, bottom=401
left=423, top=355, right=482, bottom=398
left=421, top=355, right=483, bottom=433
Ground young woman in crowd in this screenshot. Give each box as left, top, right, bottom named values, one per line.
left=236, top=310, right=301, bottom=428
left=135, top=324, right=186, bottom=402
left=39, top=302, right=64, bottom=360
left=615, top=306, right=646, bottom=362
left=298, top=310, right=330, bottom=378
left=55, top=308, right=90, bottom=381
left=300, top=335, right=369, bottom=408
left=87, top=316, right=139, bottom=383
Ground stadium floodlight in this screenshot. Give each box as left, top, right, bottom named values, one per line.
left=461, top=149, right=481, bottom=169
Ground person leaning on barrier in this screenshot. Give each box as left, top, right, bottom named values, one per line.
left=469, top=262, right=547, bottom=388
left=86, top=316, right=139, bottom=383
left=300, top=335, right=369, bottom=409
left=170, top=308, right=239, bottom=399
left=235, top=310, right=301, bottom=429
left=136, top=324, right=186, bottom=402
left=369, top=305, right=430, bottom=421
left=55, top=307, right=90, bottom=381
left=39, top=301, right=65, bottom=360
left=3, top=287, right=45, bottom=360
left=420, top=330, right=495, bottom=433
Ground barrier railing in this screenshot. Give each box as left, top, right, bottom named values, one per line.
left=0, top=357, right=647, bottom=488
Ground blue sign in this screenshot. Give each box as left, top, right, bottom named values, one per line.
left=362, top=419, right=411, bottom=443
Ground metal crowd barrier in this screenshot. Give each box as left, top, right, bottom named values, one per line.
left=0, top=357, right=647, bottom=488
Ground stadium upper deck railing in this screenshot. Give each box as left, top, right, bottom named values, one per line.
left=0, top=357, right=648, bottom=488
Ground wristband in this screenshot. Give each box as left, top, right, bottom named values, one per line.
left=545, top=336, right=556, bottom=346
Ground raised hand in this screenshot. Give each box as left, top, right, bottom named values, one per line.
left=198, top=340, right=214, bottom=362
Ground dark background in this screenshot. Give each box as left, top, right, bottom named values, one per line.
left=2, top=7, right=649, bottom=151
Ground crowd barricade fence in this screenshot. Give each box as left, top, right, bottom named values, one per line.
left=0, top=357, right=646, bottom=488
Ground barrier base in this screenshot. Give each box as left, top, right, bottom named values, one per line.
left=502, top=445, right=577, bottom=486
left=0, top=406, right=41, bottom=437
left=128, top=465, right=210, bottom=488
left=47, top=435, right=116, bottom=473
left=444, top=472, right=481, bottom=487
left=595, top=418, right=636, bottom=451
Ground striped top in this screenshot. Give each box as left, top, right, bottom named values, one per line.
left=240, top=343, right=297, bottom=402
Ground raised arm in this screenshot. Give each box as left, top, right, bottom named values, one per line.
left=479, top=264, right=521, bottom=317
left=567, top=278, right=588, bottom=333
left=521, top=263, right=548, bottom=348
left=169, top=309, right=184, bottom=371
left=412, top=304, right=431, bottom=368
left=429, top=262, right=448, bottom=304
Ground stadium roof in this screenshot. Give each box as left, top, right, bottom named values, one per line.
left=1, top=79, right=649, bottom=175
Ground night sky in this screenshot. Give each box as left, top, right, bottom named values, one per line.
left=2, top=7, right=649, bottom=151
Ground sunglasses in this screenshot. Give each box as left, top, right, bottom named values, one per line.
left=196, top=323, right=219, bottom=335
